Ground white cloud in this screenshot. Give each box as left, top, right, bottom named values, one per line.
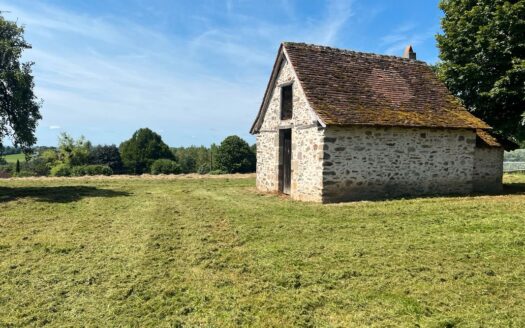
left=0, top=0, right=359, bottom=146
left=1, top=1, right=264, bottom=146
left=380, top=23, right=438, bottom=57
left=315, top=0, right=354, bottom=45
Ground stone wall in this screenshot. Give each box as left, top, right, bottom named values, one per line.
left=322, top=126, right=477, bottom=202
left=291, top=127, right=324, bottom=201
left=254, top=55, right=489, bottom=203
left=473, top=147, right=503, bottom=193
left=256, top=132, right=279, bottom=192
left=255, top=57, right=324, bottom=201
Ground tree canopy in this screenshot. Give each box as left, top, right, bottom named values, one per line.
left=57, top=133, right=91, bottom=166
left=89, top=144, right=123, bottom=173
left=119, top=128, right=174, bottom=174
left=216, top=135, right=255, bottom=173
left=436, top=0, right=525, bottom=142
left=0, top=15, right=42, bottom=151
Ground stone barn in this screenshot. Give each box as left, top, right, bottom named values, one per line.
left=250, top=42, right=517, bottom=202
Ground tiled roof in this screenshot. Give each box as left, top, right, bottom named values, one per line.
left=476, top=129, right=519, bottom=151
left=282, top=42, right=490, bottom=129
left=476, top=129, right=502, bottom=148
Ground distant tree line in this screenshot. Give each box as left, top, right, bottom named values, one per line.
left=0, top=128, right=256, bottom=177
left=0, top=146, right=22, bottom=155
left=504, top=149, right=525, bottom=162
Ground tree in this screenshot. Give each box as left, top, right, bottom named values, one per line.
left=40, top=149, right=58, bottom=165
left=119, top=128, right=173, bottom=174
left=0, top=15, right=42, bottom=151
left=436, top=0, right=525, bottom=142
left=179, top=156, right=196, bottom=174
left=57, top=133, right=91, bottom=166
left=89, top=145, right=123, bottom=173
left=150, top=159, right=181, bottom=175
left=216, top=135, right=255, bottom=173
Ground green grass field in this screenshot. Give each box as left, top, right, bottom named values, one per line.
left=2, top=153, right=26, bottom=164
left=1, top=175, right=524, bottom=327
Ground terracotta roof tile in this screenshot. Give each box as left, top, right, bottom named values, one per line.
left=283, top=42, right=490, bottom=129
left=476, top=129, right=519, bottom=151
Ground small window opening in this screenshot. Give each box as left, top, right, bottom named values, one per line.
left=280, top=85, right=293, bottom=120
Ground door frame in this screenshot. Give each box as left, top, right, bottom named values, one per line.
left=279, top=128, right=292, bottom=194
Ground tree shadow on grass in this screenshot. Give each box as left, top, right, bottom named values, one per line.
left=0, top=186, right=130, bottom=203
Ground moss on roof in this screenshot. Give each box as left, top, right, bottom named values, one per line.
left=283, top=42, right=490, bottom=129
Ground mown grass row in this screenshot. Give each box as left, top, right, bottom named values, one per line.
left=0, top=175, right=524, bottom=326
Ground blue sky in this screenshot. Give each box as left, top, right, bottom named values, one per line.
left=2, top=0, right=443, bottom=147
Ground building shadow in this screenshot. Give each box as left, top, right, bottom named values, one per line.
left=501, top=182, right=525, bottom=195
left=321, top=181, right=525, bottom=204
left=0, top=186, right=130, bottom=203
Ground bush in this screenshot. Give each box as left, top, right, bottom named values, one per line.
left=197, top=164, right=211, bottom=174
left=209, top=169, right=227, bottom=175
left=24, top=158, right=51, bottom=176
left=87, top=165, right=112, bottom=176
left=50, top=164, right=72, bottom=177
left=89, top=145, right=123, bottom=173
left=57, top=133, right=91, bottom=166
left=13, top=170, right=34, bottom=177
left=179, top=156, right=196, bottom=174
left=0, top=164, right=12, bottom=178
left=72, top=165, right=113, bottom=176
left=151, top=159, right=181, bottom=175
left=71, top=166, right=87, bottom=176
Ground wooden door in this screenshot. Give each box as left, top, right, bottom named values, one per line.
left=281, top=129, right=292, bottom=194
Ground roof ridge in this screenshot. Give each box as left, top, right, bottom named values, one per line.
left=251, top=41, right=491, bottom=134
left=282, top=41, right=426, bottom=64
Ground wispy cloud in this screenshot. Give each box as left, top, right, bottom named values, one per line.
left=380, top=23, right=438, bottom=57
left=2, top=1, right=265, bottom=145
left=315, top=0, right=354, bottom=44
left=1, top=0, right=440, bottom=146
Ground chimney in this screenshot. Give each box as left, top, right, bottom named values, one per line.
left=402, top=45, right=416, bottom=60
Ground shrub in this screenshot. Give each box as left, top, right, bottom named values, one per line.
left=0, top=164, right=12, bottom=178
left=71, top=166, right=87, bottom=176
left=209, top=169, right=227, bottom=175
left=151, top=159, right=181, bottom=175
left=179, top=156, right=196, bottom=174
left=89, top=145, right=123, bottom=173
left=13, top=170, right=34, bottom=177
left=87, top=165, right=112, bottom=176
left=57, top=133, right=91, bottom=166
left=50, top=164, right=72, bottom=177
left=71, top=165, right=112, bottom=176
left=197, top=164, right=210, bottom=174
left=24, top=158, right=51, bottom=176
left=40, top=149, right=58, bottom=165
